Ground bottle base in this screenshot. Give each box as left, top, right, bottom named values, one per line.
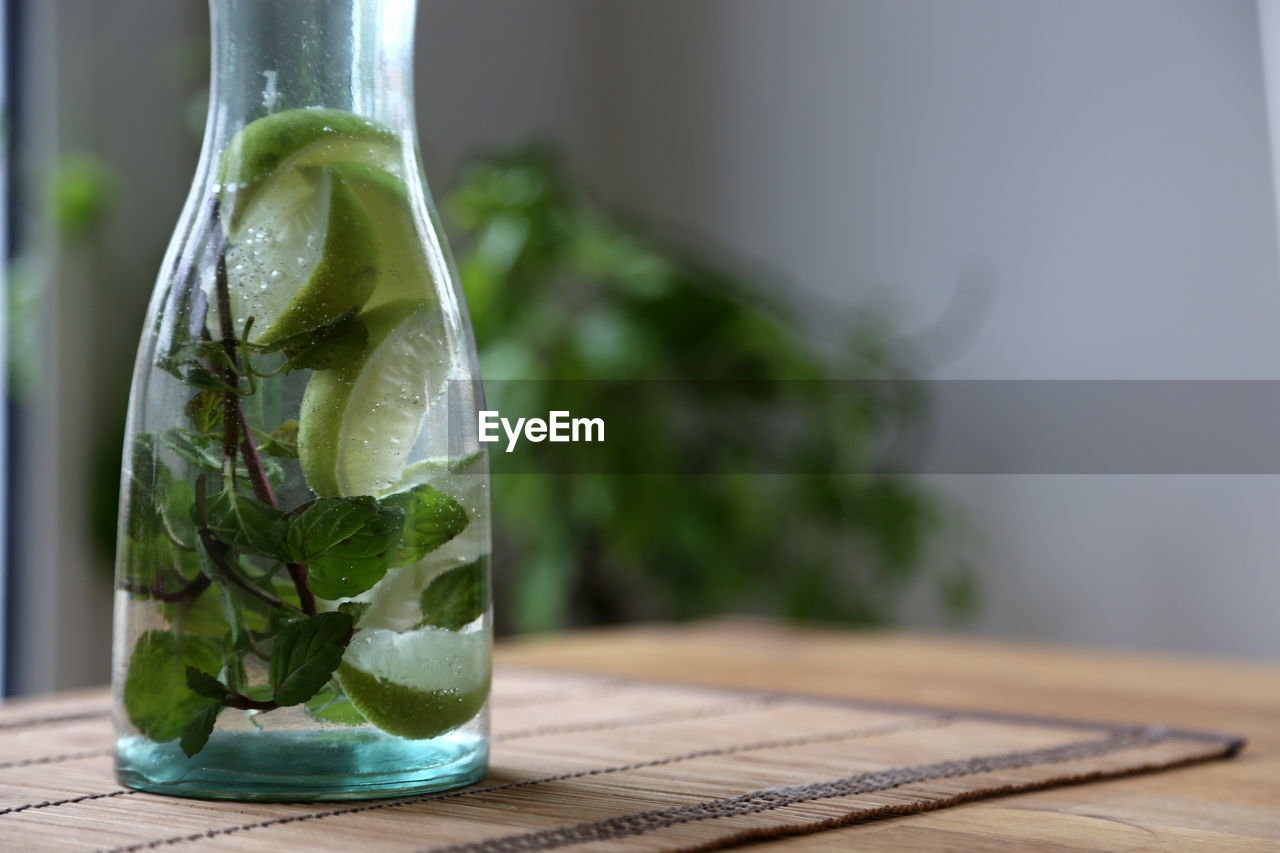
left=115, top=727, right=488, bottom=802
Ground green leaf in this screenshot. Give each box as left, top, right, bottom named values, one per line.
left=165, top=431, right=284, bottom=487
left=122, top=436, right=167, bottom=587
left=276, top=497, right=405, bottom=599
left=268, top=611, right=354, bottom=706
left=159, top=476, right=197, bottom=550
left=123, top=630, right=221, bottom=743
left=419, top=558, right=489, bottom=631
left=258, top=420, right=299, bottom=458
left=254, top=309, right=369, bottom=372
left=157, top=354, right=187, bottom=383
left=261, top=456, right=287, bottom=490
left=381, top=484, right=469, bottom=565
left=221, top=632, right=249, bottom=693
left=305, top=683, right=368, bottom=727
left=205, top=490, right=286, bottom=559
left=126, top=433, right=161, bottom=513
left=164, top=429, right=222, bottom=472
left=163, top=588, right=229, bottom=639
left=193, top=532, right=234, bottom=589
left=180, top=702, right=222, bottom=757
left=185, top=390, right=224, bottom=438
left=183, top=363, right=238, bottom=394
left=337, top=600, right=371, bottom=624
left=185, top=666, right=231, bottom=700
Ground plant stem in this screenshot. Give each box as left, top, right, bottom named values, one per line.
left=213, top=252, right=240, bottom=490
left=284, top=565, right=317, bottom=615
left=222, top=692, right=279, bottom=712
left=196, top=526, right=302, bottom=614
left=210, top=215, right=317, bottom=616
left=121, top=573, right=211, bottom=603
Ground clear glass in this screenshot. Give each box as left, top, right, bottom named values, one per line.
left=110, top=0, right=490, bottom=801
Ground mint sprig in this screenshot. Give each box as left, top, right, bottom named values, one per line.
left=121, top=208, right=475, bottom=756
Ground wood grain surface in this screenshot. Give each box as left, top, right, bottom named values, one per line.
left=0, top=622, right=1270, bottom=851
left=497, top=621, right=1280, bottom=849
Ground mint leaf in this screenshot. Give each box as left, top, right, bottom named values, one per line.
left=166, top=431, right=284, bottom=486
left=277, top=497, right=388, bottom=560
left=381, top=484, right=469, bottom=565
left=306, top=683, right=368, bottom=727
left=122, top=436, right=169, bottom=586
left=419, top=558, right=489, bottom=631
left=221, top=632, right=249, bottom=693
left=159, top=476, right=197, bottom=550
left=164, top=429, right=222, bottom=472
left=253, top=309, right=369, bottom=372
left=276, top=497, right=404, bottom=599
left=185, top=390, right=224, bottom=438
left=338, top=600, right=371, bottom=624
left=258, top=420, right=299, bottom=459
left=180, top=702, right=222, bottom=757
left=269, top=611, right=354, bottom=706
left=205, top=490, right=286, bottom=559
left=123, top=630, right=221, bottom=743
left=126, top=434, right=161, bottom=514
left=163, top=588, right=230, bottom=639
left=284, top=313, right=368, bottom=372
left=185, top=666, right=231, bottom=700
left=183, top=363, right=238, bottom=394
left=194, top=529, right=235, bottom=589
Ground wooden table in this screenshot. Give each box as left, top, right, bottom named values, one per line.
left=496, top=621, right=1280, bottom=849
left=2, top=622, right=1275, bottom=850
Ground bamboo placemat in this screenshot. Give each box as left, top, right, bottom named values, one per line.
left=0, top=667, right=1243, bottom=852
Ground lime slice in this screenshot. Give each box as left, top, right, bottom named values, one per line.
left=337, top=627, right=489, bottom=739
left=223, top=166, right=378, bottom=345
left=327, top=161, right=437, bottom=309
left=297, top=299, right=449, bottom=497
left=338, top=453, right=489, bottom=632
left=219, top=108, right=400, bottom=223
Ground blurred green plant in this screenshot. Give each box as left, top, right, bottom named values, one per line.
left=7, top=155, right=117, bottom=397
left=445, top=147, right=977, bottom=633
left=48, top=155, right=116, bottom=239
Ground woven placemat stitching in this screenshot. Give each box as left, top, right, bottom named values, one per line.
left=94, top=715, right=949, bottom=853
left=12, top=696, right=767, bottom=832
left=0, top=790, right=133, bottom=817
left=420, top=730, right=1167, bottom=853
left=0, top=709, right=112, bottom=731
left=0, top=748, right=113, bottom=770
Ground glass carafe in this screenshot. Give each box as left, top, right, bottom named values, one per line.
left=111, top=0, right=490, bottom=801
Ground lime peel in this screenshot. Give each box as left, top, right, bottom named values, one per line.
left=229, top=167, right=379, bottom=346
left=298, top=299, right=446, bottom=498
left=336, top=627, right=489, bottom=739
left=218, top=107, right=398, bottom=218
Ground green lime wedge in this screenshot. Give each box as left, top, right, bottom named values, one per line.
left=297, top=299, right=449, bottom=497
left=219, top=108, right=400, bottom=223
left=337, top=452, right=489, bottom=632
left=337, top=627, right=489, bottom=739
left=224, top=166, right=378, bottom=345
left=326, top=160, right=437, bottom=308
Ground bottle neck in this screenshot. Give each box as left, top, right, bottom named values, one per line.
left=202, top=0, right=418, bottom=163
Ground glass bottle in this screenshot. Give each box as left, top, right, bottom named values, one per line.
left=111, top=0, right=490, bottom=801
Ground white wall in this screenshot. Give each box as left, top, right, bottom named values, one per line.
left=416, top=0, right=1280, bottom=658
left=20, top=0, right=1278, bottom=693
